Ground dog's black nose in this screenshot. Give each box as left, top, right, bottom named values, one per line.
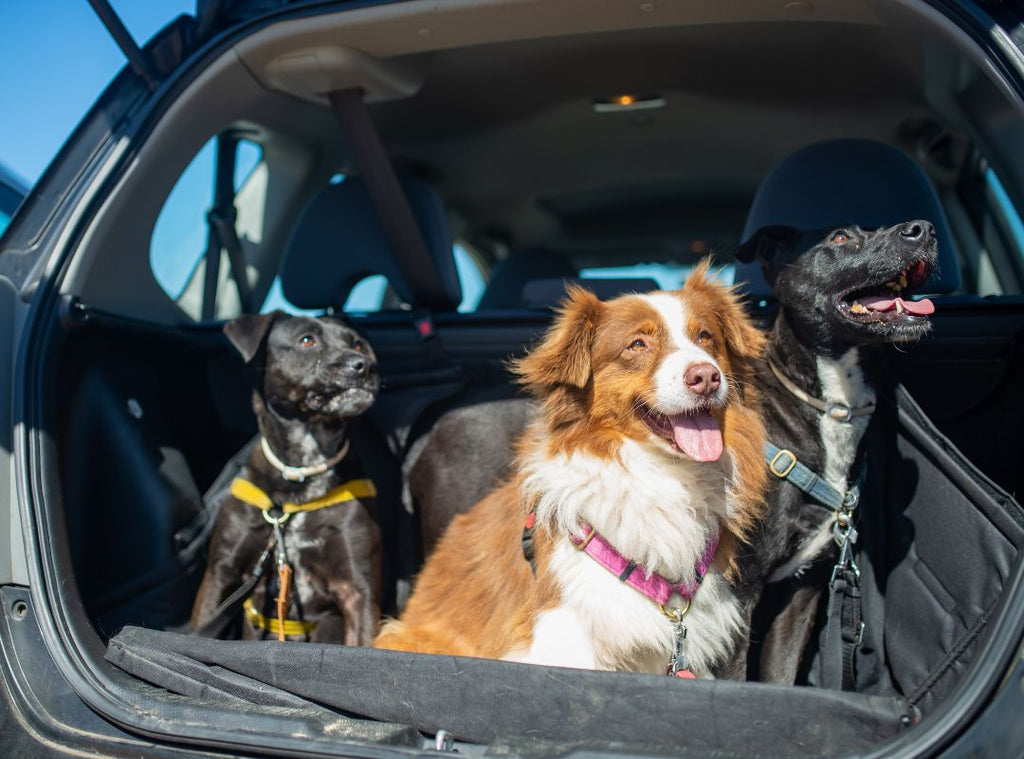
left=899, top=221, right=934, bottom=241
left=339, top=354, right=369, bottom=378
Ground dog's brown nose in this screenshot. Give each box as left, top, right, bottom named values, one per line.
left=684, top=362, right=721, bottom=396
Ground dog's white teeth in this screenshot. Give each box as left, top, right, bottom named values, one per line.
left=895, top=299, right=905, bottom=314
left=850, top=303, right=869, bottom=314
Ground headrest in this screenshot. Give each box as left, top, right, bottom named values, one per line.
left=477, top=248, right=575, bottom=310
left=280, top=173, right=461, bottom=311
left=521, top=277, right=660, bottom=309
left=737, top=139, right=961, bottom=297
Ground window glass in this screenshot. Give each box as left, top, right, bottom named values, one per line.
left=344, top=275, right=391, bottom=312
left=149, top=137, right=263, bottom=305
left=985, top=168, right=1024, bottom=259
left=0, top=180, right=25, bottom=237
left=579, top=262, right=735, bottom=290
left=454, top=244, right=486, bottom=312
left=260, top=276, right=326, bottom=316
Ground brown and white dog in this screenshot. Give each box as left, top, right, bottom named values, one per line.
left=375, top=265, right=767, bottom=677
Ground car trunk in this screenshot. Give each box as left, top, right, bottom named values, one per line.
left=8, top=0, right=1024, bottom=756
left=36, top=295, right=1023, bottom=756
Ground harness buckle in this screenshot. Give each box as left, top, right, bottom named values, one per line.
left=261, top=508, right=290, bottom=526
left=659, top=599, right=691, bottom=622
left=826, top=403, right=853, bottom=422
left=572, top=527, right=597, bottom=551
left=769, top=449, right=798, bottom=478
left=843, top=486, right=860, bottom=510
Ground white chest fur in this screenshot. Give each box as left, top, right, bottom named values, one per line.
left=511, top=438, right=743, bottom=675
left=770, top=349, right=874, bottom=581
left=815, top=349, right=874, bottom=494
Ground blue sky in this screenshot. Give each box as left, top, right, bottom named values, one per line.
left=0, top=1, right=489, bottom=313
left=0, top=1, right=192, bottom=188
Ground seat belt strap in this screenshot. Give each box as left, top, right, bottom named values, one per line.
left=327, top=89, right=451, bottom=311
left=202, top=133, right=254, bottom=317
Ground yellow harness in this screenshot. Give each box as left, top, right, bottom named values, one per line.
left=229, top=477, right=377, bottom=513
left=242, top=598, right=318, bottom=636
left=230, top=476, right=377, bottom=638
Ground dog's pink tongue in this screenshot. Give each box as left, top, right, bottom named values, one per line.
left=902, top=297, right=935, bottom=315
left=670, top=413, right=723, bottom=462
left=857, top=295, right=936, bottom=316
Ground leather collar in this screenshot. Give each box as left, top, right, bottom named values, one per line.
left=768, top=360, right=875, bottom=423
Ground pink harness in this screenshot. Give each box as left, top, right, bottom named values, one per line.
left=520, top=512, right=720, bottom=678
left=568, top=522, right=720, bottom=606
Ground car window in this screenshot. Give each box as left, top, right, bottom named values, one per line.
left=150, top=137, right=263, bottom=317
left=957, top=160, right=1024, bottom=296
left=0, top=180, right=24, bottom=237
left=985, top=168, right=1024, bottom=265
left=454, top=244, right=486, bottom=312
left=579, top=262, right=735, bottom=290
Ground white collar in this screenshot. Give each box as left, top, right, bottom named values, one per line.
left=260, top=436, right=350, bottom=483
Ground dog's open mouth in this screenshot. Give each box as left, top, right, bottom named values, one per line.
left=638, top=404, right=723, bottom=462
left=837, top=259, right=935, bottom=324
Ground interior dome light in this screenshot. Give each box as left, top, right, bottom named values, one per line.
left=592, top=94, right=666, bottom=113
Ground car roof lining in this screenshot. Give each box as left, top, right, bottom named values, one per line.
left=61, top=0, right=1024, bottom=322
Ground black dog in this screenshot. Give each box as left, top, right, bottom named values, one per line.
left=734, top=220, right=937, bottom=686
left=191, top=312, right=382, bottom=644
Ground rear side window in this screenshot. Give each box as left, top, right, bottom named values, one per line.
left=958, top=160, right=1024, bottom=296
left=150, top=137, right=263, bottom=319
left=985, top=169, right=1024, bottom=265
left=0, top=180, right=24, bottom=237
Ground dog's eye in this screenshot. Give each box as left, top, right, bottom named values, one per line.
left=832, top=231, right=850, bottom=244
left=697, top=329, right=713, bottom=343
left=352, top=340, right=365, bottom=352
left=298, top=334, right=317, bottom=348
left=628, top=338, right=647, bottom=351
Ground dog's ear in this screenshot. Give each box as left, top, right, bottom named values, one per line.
left=734, top=225, right=799, bottom=266
left=223, top=312, right=282, bottom=363
left=513, top=285, right=603, bottom=394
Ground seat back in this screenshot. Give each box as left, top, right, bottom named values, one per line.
left=280, top=173, right=461, bottom=311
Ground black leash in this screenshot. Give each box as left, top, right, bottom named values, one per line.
left=820, top=514, right=864, bottom=691
left=764, top=442, right=867, bottom=691
left=192, top=535, right=275, bottom=639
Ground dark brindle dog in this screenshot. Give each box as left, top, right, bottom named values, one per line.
left=191, top=313, right=382, bottom=644
left=734, top=220, right=937, bottom=685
